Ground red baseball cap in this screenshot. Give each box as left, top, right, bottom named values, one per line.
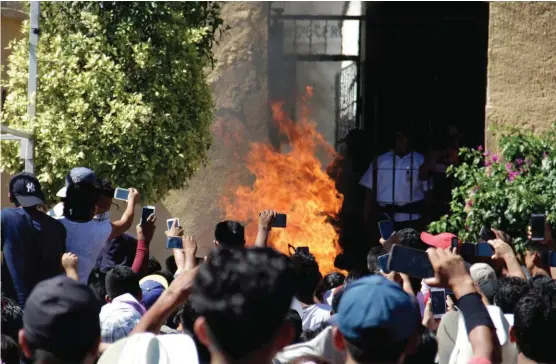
left=421, top=232, right=458, bottom=249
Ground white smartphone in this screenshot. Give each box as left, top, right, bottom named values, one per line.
left=141, top=205, right=156, bottom=225
left=114, top=187, right=129, bottom=201
left=166, top=218, right=180, bottom=230
left=431, top=288, right=447, bottom=319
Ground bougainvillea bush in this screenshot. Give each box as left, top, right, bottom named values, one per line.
left=429, top=126, right=556, bottom=252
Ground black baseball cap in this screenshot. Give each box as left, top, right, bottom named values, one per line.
left=9, top=172, right=45, bottom=207
left=23, top=276, right=101, bottom=360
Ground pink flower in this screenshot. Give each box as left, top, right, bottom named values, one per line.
left=492, top=154, right=499, bottom=163
left=508, top=171, right=520, bottom=182
left=477, top=145, right=484, bottom=152
left=516, top=158, right=524, bottom=165
left=483, top=151, right=490, bottom=157
left=484, top=160, right=491, bottom=167
left=505, top=163, right=513, bottom=172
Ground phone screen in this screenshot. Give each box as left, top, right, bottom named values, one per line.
left=272, top=214, right=287, bottom=228
left=378, top=220, right=394, bottom=240
left=141, top=206, right=155, bottom=224
left=431, top=289, right=447, bottom=317
left=378, top=254, right=390, bottom=274
left=531, top=214, right=546, bottom=241
left=167, top=218, right=179, bottom=230
left=166, top=237, right=183, bottom=249
left=388, top=245, right=434, bottom=279
left=476, top=242, right=494, bottom=257
left=460, top=243, right=476, bottom=259
left=451, top=237, right=459, bottom=252
left=114, top=188, right=129, bottom=201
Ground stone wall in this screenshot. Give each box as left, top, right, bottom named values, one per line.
left=486, top=2, right=556, bottom=149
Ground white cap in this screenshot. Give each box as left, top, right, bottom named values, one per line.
left=470, top=263, right=497, bottom=301
left=98, top=333, right=199, bottom=364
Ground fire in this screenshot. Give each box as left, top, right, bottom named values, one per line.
left=222, top=87, right=344, bottom=274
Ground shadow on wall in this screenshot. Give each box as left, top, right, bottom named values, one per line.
left=1, top=171, right=175, bottom=267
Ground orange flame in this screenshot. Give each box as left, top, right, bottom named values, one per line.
left=222, top=88, right=344, bottom=274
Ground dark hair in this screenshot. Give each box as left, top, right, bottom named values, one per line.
left=1, top=334, right=21, bottom=364
left=514, top=284, right=556, bottom=363
left=403, top=327, right=437, bottom=364
left=493, top=277, right=530, bottom=314
left=176, top=302, right=211, bottom=363
left=530, top=274, right=552, bottom=289
left=98, top=179, right=115, bottom=198
left=1, top=297, right=23, bottom=341
left=165, top=255, right=178, bottom=275
left=105, top=266, right=140, bottom=300
left=367, top=246, right=386, bottom=274
left=315, top=272, right=345, bottom=302
left=344, top=328, right=410, bottom=363
left=87, top=268, right=107, bottom=305
left=190, top=247, right=295, bottom=360
left=291, top=252, right=322, bottom=304
left=152, top=270, right=174, bottom=286
left=345, top=269, right=371, bottom=286
left=285, top=309, right=303, bottom=345
left=63, top=182, right=99, bottom=222
left=397, top=228, right=427, bottom=251
left=526, top=242, right=550, bottom=268
left=147, top=256, right=162, bottom=275
left=300, top=322, right=330, bottom=342
left=214, top=221, right=246, bottom=248
left=331, top=286, right=345, bottom=314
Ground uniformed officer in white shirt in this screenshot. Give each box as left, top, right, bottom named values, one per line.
left=359, top=129, right=432, bottom=231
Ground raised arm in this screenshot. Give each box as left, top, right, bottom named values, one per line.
left=254, top=210, right=276, bottom=247
left=132, top=214, right=156, bottom=277
left=109, top=188, right=139, bottom=240
left=488, top=234, right=526, bottom=280
left=62, top=253, right=79, bottom=281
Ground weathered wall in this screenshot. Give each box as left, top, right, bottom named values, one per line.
left=1, top=2, right=26, bottom=82
left=486, top=2, right=556, bottom=149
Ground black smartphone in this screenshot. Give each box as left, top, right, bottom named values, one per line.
left=378, top=220, right=394, bottom=240
left=387, top=245, right=434, bottom=279
left=166, top=237, right=183, bottom=249
left=141, top=206, right=155, bottom=225
left=451, top=237, right=459, bottom=252
left=272, top=213, right=287, bottom=228
left=549, top=251, right=556, bottom=267
left=296, top=246, right=310, bottom=255
left=480, top=226, right=496, bottom=242
left=475, top=242, right=494, bottom=257
left=430, top=288, right=447, bottom=318
left=460, top=242, right=476, bottom=258
left=378, top=254, right=391, bottom=274
left=531, top=214, right=546, bottom=241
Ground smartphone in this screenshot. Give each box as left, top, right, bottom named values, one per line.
left=166, top=237, right=183, bottom=249
left=549, top=251, right=556, bottom=267
left=296, top=246, right=310, bottom=255
left=272, top=213, right=287, bottom=228
left=531, top=214, right=546, bottom=242
left=431, top=288, right=447, bottom=318
left=451, top=237, right=459, bottom=252
left=114, top=187, right=129, bottom=201
left=378, top=220, right=394, bottom=240
left=480, top=226, right=496, bottom=242
left=460, top=243, right=476, bottom=258
left=378, top=254, right=391, bottom=274
left=475, top=242, right=494, bottom=257
left=141, top=206, right=155, bottom=224
left=387, top=245, right=434, bottom=279
left=166, top=218, right=180, bottom=230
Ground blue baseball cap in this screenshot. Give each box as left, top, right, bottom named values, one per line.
left=331, top=275, right=418, bottom=342
left=56, top=167, right=99, bottom=197
left=139, top=275, right=168, bottom=310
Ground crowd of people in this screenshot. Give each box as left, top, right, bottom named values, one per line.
left=2, top=166, right=556, bottom=364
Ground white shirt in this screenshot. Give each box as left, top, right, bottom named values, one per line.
left=359, top=151, right=430, bottom=222
left=301, top=303, right=332, bottom=331
left=59, top=217, right=112, bottom=283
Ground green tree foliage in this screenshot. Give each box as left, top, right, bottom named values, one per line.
left=1, top=1, right=225, bottom=202
left=429, top=126, right=556, bottom=252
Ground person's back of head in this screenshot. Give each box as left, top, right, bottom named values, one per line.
left=315, top=272, right=345, bottom=302
left=524, top=241, right=550, bottom=273
left=493, top=277, right=530, bottom=314
left=291, top=251, right=322, bottom=305
left=397, top=228, right=427, bottom=251
left=63, top=182, right=99, bottom=222
left=165, top=255, right=178, bottom=275
left=331, top=286, right=345, bottom=315
left=214, top=220, right=246, bottom=249
left=88, top=268, right=108, bottom=305
left=190, top=247, right=295, bottom=362
left=105, top=266, right=140, bottom=301
left=512, top=281, right=556, bottom=363
left=1, top=297, right=23, bottom=341
left=530, top=273, right=552, bottom=289
left=147, top=256, right=162, bottom=275
left=470, top=263, right=497, bottom=304
left=1, top=334, right=21, bottom=364
left=176, top=301, right=211, bottom=363
left=344, top=269, right=371, bottom=286
left=19, top=276, right=100, bottom=363
left=285, top=309, right=303, bottom=345
left=403, top=328, right=437, bottom=364
left=367, top=246, right=385, bottom=274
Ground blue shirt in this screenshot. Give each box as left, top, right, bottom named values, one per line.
left=1, top=208, right=66, bottom=306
